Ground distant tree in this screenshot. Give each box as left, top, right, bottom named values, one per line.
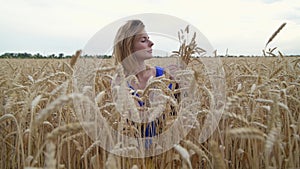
left=103, top=55, right=111, bottom=59
left=58, top=53, right=64, bottom=58
left=48, top=54, right=56, bottom=58
left=0, top=53, right=14, bottom=58
left=65, top=55, right=72, bottom=58
left=34, top=53, right=46, bottom=59
left=18, top=53, right=32, bottom=58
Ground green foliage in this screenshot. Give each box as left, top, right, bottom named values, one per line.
left=0, top=53, right=114, bottom=59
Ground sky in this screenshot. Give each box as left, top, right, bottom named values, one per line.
left=0, top=0, right=299, bottom=56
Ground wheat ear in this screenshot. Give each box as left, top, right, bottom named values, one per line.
left=265, top=23, right=286, bottom=48
left=70, top=50, right=81, bottom=68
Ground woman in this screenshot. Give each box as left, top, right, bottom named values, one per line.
left=113, top=20, right=176, bottom=147
left=114, top=20, right=156, bottom=88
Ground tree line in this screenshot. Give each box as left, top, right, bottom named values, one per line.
left=1, top=52, right=298, bottom=59
left=0, top=53, right=112, bottom=59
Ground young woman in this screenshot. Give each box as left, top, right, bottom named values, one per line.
left=113, top=19, right=156, bottom=89
left=113, top=20, right=177, bottom=146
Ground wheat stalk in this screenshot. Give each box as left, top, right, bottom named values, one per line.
left=70, top=50, right=81, bottom=68
left=34, top=93, right=90, bottom=127
left=34, top=72, right=69, bottom=84
left=180, top=140, right=211, bottom=166
left=46, top=122, right=91, bottom=141
left=174, top=144, right=192, bottom=169
left=265, top=23, right=286, bottom=48
left=209, top=141, right=226, bottom=169
left=45, top=141, right=56, bottom=169
left=227, top=127, right=266, bottom=140
left=0, top=114, right=25, bottom=167
left=224, top=112, right=249, bottom=125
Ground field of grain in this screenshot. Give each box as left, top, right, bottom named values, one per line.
left=0, top=54, right=299, bottom=169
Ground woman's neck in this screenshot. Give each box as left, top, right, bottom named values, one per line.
left=131, top=64, right=154, bottom=90
left=123, top=59, right=146, bottom=76
left=135, top=63, right=149, bottom=78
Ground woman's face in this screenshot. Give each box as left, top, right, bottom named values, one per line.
left=132, top=29, right=154, bottom=61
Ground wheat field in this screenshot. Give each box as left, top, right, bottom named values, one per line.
left=0, top=51, right=299, bottom=169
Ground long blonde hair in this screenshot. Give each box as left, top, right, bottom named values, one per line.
left=113, top=20, right=145, bottom=65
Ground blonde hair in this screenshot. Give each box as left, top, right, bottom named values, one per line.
left=113, top=20, right=145, bottom=65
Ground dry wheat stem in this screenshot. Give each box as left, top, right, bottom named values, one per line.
left=70, top=50, right=81, bottom=68
left=0, top=113, right=25, bottom=167
left=227, top=127, right=267, bottom=141
left=265, top=23, right=287, bottom=48
left=174, top=144, right=193, bottom=169
left=45, top=141, right=56, bottom=169
left=34, top=93, right=90, bottom=127
left=210, top=141, right=226, bottom=169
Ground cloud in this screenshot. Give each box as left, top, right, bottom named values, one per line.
left=283, top=9, right=300, bottom=24
left=0, top=0, right=299, bottom=55
left=261, top=0, right=282, bottom=4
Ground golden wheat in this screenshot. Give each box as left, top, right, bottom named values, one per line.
left=1, top=24, right=299, bottom=168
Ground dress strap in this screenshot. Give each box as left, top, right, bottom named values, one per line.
left=155, top=66, right=164, bottom=77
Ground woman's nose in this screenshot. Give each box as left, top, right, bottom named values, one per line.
left=149, top=40, right=154, bottom=47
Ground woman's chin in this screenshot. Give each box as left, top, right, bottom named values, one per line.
left=143, top=55, right=153, bottom=60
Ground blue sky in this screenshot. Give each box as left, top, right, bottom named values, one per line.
left=0, top=0, right=299, bottom=56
